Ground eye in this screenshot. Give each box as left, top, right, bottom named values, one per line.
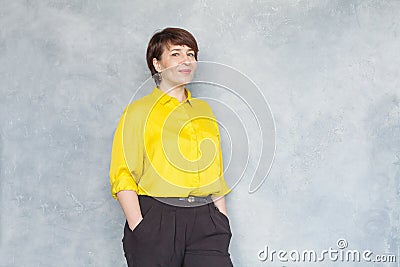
left=171, top=52, right=179, bottom=56
left=188, top=52, right=195, bottom=57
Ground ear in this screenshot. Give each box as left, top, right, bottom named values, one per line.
left=153, top=58, right=162, bottom=73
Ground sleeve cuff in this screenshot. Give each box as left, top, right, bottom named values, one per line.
left=111, top=175, right=139, bottom=200
left=211, top=179, right=232, bottom=197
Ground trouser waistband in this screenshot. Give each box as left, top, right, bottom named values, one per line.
left=153, top=194, right=213, bottom=207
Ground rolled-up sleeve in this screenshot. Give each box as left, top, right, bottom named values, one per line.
left=109, top=105, right=144, bottom=199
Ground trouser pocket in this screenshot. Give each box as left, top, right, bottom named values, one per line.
left=213, top=205, right=232, bottom=235
left=122, top=197, right=177, bottom=267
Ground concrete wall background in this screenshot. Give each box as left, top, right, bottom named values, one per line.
left=1, top=0, right=399, bottom=266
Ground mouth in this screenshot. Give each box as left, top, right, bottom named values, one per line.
left=178, top=69, right=192, bottom=74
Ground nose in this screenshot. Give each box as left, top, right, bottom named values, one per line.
left=180, top=54, right=191, bottom=65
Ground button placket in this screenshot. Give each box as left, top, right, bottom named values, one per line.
left=183, top=106, right=201, bottom=186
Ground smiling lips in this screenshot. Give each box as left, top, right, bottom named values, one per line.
left=178, top=69, right=192, bottom=74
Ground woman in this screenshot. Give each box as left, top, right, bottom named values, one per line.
left=110, top=27, right=233, bottom=267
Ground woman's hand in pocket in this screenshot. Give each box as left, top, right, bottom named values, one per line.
left=128, top=216, right=143, bottom=231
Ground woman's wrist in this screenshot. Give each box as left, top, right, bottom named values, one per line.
left=117, top=190, right=143, bottom=231
left=128, top=216, right=143, bottom=231
left=212, top=196, right=228, bottom=216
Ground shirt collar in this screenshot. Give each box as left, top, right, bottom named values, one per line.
left=151, top=86, right=192, bottom=105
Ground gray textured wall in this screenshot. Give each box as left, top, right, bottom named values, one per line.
left=1, top=0, right=399, bottom=266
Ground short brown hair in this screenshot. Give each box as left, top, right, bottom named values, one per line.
left=146, top=27, right=199, bottom=76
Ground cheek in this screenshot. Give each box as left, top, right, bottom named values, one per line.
left=162, top=66, right=179, bottom=79
left=162, top=57, right=180, bottom=69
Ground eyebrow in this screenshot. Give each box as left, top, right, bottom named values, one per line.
left=169, top=48, right=194, bottom=52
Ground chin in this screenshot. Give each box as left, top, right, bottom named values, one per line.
left=175, top=78, right=193, bottom=86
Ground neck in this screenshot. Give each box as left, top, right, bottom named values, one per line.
left=158, top=82, right=187, bottom=103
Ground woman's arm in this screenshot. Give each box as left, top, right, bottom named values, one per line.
left=212, top=196, right=228, bottom=217
left=117, top=190, right=143, bottom=231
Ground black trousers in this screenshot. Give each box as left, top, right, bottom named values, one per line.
left=122, top=195, right=233, bottom=267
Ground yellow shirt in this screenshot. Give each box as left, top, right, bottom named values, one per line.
left=110, top=86, right=231, bottom=199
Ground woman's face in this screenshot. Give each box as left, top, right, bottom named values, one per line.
left=153, top=44, right=197, bottom=89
